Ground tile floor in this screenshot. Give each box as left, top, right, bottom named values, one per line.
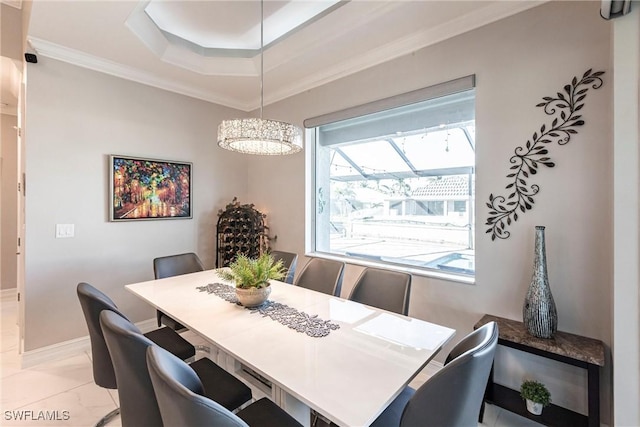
left=0, top=295, right=541, bottom=426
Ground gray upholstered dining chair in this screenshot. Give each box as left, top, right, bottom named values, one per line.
left=270, top=250, right=298, bottom=284
left=293, top=257, right=345, bottom=297
left=77, top=282, right=197, bottom=426
left=76, top=283, right=122, bottom=427
left=369, top=321, right=498, bottom=427
left=100, top=310, right=252, bottom=427
left=153, top=252, right=205, bottom=330
left=348, top=267, right=412, bottom=315
left=147, top=345, right=303, bottom=427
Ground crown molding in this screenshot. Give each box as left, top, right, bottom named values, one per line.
left=1, top=288, right=17, bottom=301
left=263, top=1, right=548, bottom=108
left=125, top=1, right=259, bottom=77
left=28, top=37, right=253, bottom=111
left=28, top=1, right=547, bottom=112
left=1, top=0, right=22, bottom=10
left=126, top=0, right=349, bottom=77
left=0, top=108, right=17, bottom=116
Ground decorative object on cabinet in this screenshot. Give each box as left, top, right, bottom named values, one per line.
left=523, top=226, right=557, bottom=339
left=217, top=253, right=285, bottom=307
left=520, top=380, right=551, bottom=415
left=216, top=198, right=270, bottom=268
left=485, top=69, right=605, bottom=240
left=110, top=155, right=192, bottom=221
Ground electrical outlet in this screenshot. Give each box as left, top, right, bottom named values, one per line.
left=55, top=224, right=75, bottom=238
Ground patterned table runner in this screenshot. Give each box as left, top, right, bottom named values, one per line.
left=197, top=283, right=340, bottom=337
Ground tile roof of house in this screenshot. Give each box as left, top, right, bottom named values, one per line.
left=411, top=175, right=472, bottom=197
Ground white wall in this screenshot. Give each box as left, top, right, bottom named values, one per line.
left=23, top=57, right=249, bottom=351
left=1, top=3, right=23, bottom=62
left=1, top=113, right=18, bottom=290
left=612, top=5, right=640, bottom=426
left=248, top=1, right=613, bottom=423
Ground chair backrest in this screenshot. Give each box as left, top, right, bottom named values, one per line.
left=270, top=250, right=298, bottom=284
left=348, top=267, right=411, bottom=315
left=293, top=257, right=345, bottom=297
left=147, top=345, right=249, bottom=427
left=399, top=321, right=498, bottom=427
left=76, top=282, right=130, bottom=389
left=153, top=252, right=205, bottom=280
left=153, top=253, right=205, bottom=328
left=100, top=310, right=164, bottom=427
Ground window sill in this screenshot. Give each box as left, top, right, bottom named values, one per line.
left=305, top=251, right=475, bottom=286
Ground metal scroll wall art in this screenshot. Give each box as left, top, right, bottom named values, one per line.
left=485, top=69, right=605, bottom=241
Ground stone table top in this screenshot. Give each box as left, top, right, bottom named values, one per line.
left=475, top=314, right=605, bottom=367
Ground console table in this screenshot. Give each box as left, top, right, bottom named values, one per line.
left=474, top=314, right=605, bottom=427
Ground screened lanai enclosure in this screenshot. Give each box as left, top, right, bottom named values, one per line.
left=311, top=83, right=476, bottom=276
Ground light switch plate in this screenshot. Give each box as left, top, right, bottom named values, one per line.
left=56, top=224, right=75, bottom=238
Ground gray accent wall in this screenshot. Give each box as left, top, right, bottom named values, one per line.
left=23, top=58, right=249, bottom=350
left=247, top=1, right=614, bottom=423
left=19, top=1, right=638, bottom=425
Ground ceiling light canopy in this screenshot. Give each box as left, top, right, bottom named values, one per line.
left=217, top=0, right=303, bottom=156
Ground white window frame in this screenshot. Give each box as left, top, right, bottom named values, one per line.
left=305, top=76, right=476, bottom=284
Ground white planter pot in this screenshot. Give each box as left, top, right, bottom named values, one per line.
left=526, top=399, right=543, bottom=415
left=235, top=285, right=271, bottom=308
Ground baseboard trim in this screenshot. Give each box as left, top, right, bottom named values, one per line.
left=21, top=335, right=91, bottom=369
left=20, top=318, right=157, bottom=368
left=1, top=288, right=17, bottom=302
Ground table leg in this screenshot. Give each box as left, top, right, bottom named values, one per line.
left=587, top=364, right=600, bottom=427
left=274, top=386, right=311, bottom=427
left=479, top=362, right=495, bottom=423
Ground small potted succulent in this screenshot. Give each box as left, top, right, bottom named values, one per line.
left=217, top=253, right=285, bottom=307
left=520, top=380, right=551, bottom=415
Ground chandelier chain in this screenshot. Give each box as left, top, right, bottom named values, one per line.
left=215, top=0, right=302, bottom=155
left=260, top=0, right=264, bottom=120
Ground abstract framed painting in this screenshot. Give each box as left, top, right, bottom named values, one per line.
left=110, top=155, right=192, bottom=221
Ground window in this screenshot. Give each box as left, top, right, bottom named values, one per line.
left=307, top=77, right=476, bottom=277
left=453, top=200, right=467, bottom=213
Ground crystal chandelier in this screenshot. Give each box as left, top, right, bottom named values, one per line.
left=217, top=0, right=303, bottom=155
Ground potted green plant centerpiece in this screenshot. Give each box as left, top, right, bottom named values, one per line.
left=217, top=253, right=285, bottom=307
left=520, top=380, right=551, bottom=415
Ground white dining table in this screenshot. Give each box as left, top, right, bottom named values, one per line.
left=125, top=269, right=455, bottom=427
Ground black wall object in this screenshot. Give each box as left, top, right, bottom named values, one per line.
left=486, top=69, right=605, bottom=241
left=24, top=53, right=38, bottom=63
